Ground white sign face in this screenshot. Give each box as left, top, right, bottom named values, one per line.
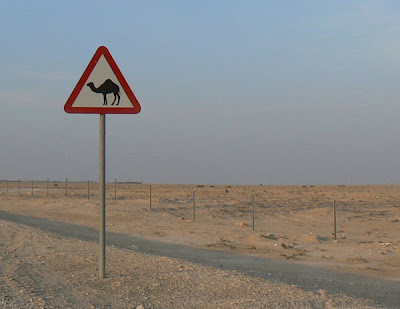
left=71, top=55, right=132, bottom=108
left=64, top=46, right=141, bottom=114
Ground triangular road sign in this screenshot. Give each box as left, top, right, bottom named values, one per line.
left=64, top=46, right=141, bottom=114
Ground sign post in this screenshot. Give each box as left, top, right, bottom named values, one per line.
left=99, top=114, right=106, bottom=278
left=65, top=46, right=141, bottom=278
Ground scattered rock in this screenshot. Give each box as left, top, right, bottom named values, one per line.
left=235, top=222, right=247, bottom=227
left=260, top=233, right=278, bottom=240
left=281, top=243, right=294, bottom=249
left=281, top=253, right=297, bottom=259
left=347, top=256, right=368, bottom=263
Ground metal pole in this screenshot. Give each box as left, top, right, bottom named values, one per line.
left=333, top=200, right=337, bottom=242
left=114, top=178, right=117, bottom=203
left=252, top=196, right=255, bottom=231
left=193, top=187, right=196, bottom=221
left=99, top=114, right=106, bottom=278
left=88, top=180, right=90, bottom=200
left=47, top=179, right=49, bottom=197
left=66, top=178, right=68, bottom=197
left=149, top=184, right=152, bottom=212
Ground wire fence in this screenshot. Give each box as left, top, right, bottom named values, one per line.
left=1, top=180, right=399, bottom=243
left=0, top=179, right=400, bottom=250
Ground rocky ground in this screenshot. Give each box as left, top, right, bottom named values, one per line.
left=1, top=183, right=399, bottom=308
left=0, top=219, right=380, bottom=308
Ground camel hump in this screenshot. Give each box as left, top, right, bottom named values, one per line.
left=104, top=79, right=117, bottom=86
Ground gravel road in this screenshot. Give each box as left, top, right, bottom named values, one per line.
left=0, top=210, right=396, bottom=308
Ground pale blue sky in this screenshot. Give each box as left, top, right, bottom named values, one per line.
left=1, top=1, right=400, bottom=184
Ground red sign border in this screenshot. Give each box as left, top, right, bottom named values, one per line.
left=64, top=46, right=141, bottom=114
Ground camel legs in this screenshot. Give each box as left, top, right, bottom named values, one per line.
left=103, top=94, right=107, bottom=105
left=111, top=92, right=121, bottom=106
left=116, top=93, right=120, bottom=105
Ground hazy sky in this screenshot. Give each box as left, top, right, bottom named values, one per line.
left=1, top=1, right=400, bottom=185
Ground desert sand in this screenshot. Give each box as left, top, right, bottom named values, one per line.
left=1, top=182, right=399, bottom=308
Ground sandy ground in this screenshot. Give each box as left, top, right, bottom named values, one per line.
left=1, top=182, right=400, bottom=308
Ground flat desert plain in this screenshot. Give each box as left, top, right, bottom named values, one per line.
left=1, top=182, right=400, bottom=308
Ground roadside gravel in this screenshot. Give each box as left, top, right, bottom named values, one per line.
left=0, top=219, right=380, bottom=308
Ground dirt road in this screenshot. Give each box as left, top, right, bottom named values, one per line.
left=0, top=210, right=397, bottom=308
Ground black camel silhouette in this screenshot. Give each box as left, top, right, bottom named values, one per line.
left=86, top=79, right=120, bottom=106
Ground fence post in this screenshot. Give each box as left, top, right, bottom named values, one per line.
left=6, top=180, right=8, bottom=194
left=31, top=180, right=34, bottom=196
left=333, top=200, right=337, bottom=242
left=47, top=179, right=49, bottom=196
left=88, top=180, right=90, bottom=200
left=193, top=187, right=196, bottom=221
left=65, top=178, right=68, bottom=197
left=114, top=178, right=117, bottom=203
left=149, top=184, right=152, bottom=212
left=18, top=179, right=20, bottom=194
left=252, top=196, right=255, bottom=231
